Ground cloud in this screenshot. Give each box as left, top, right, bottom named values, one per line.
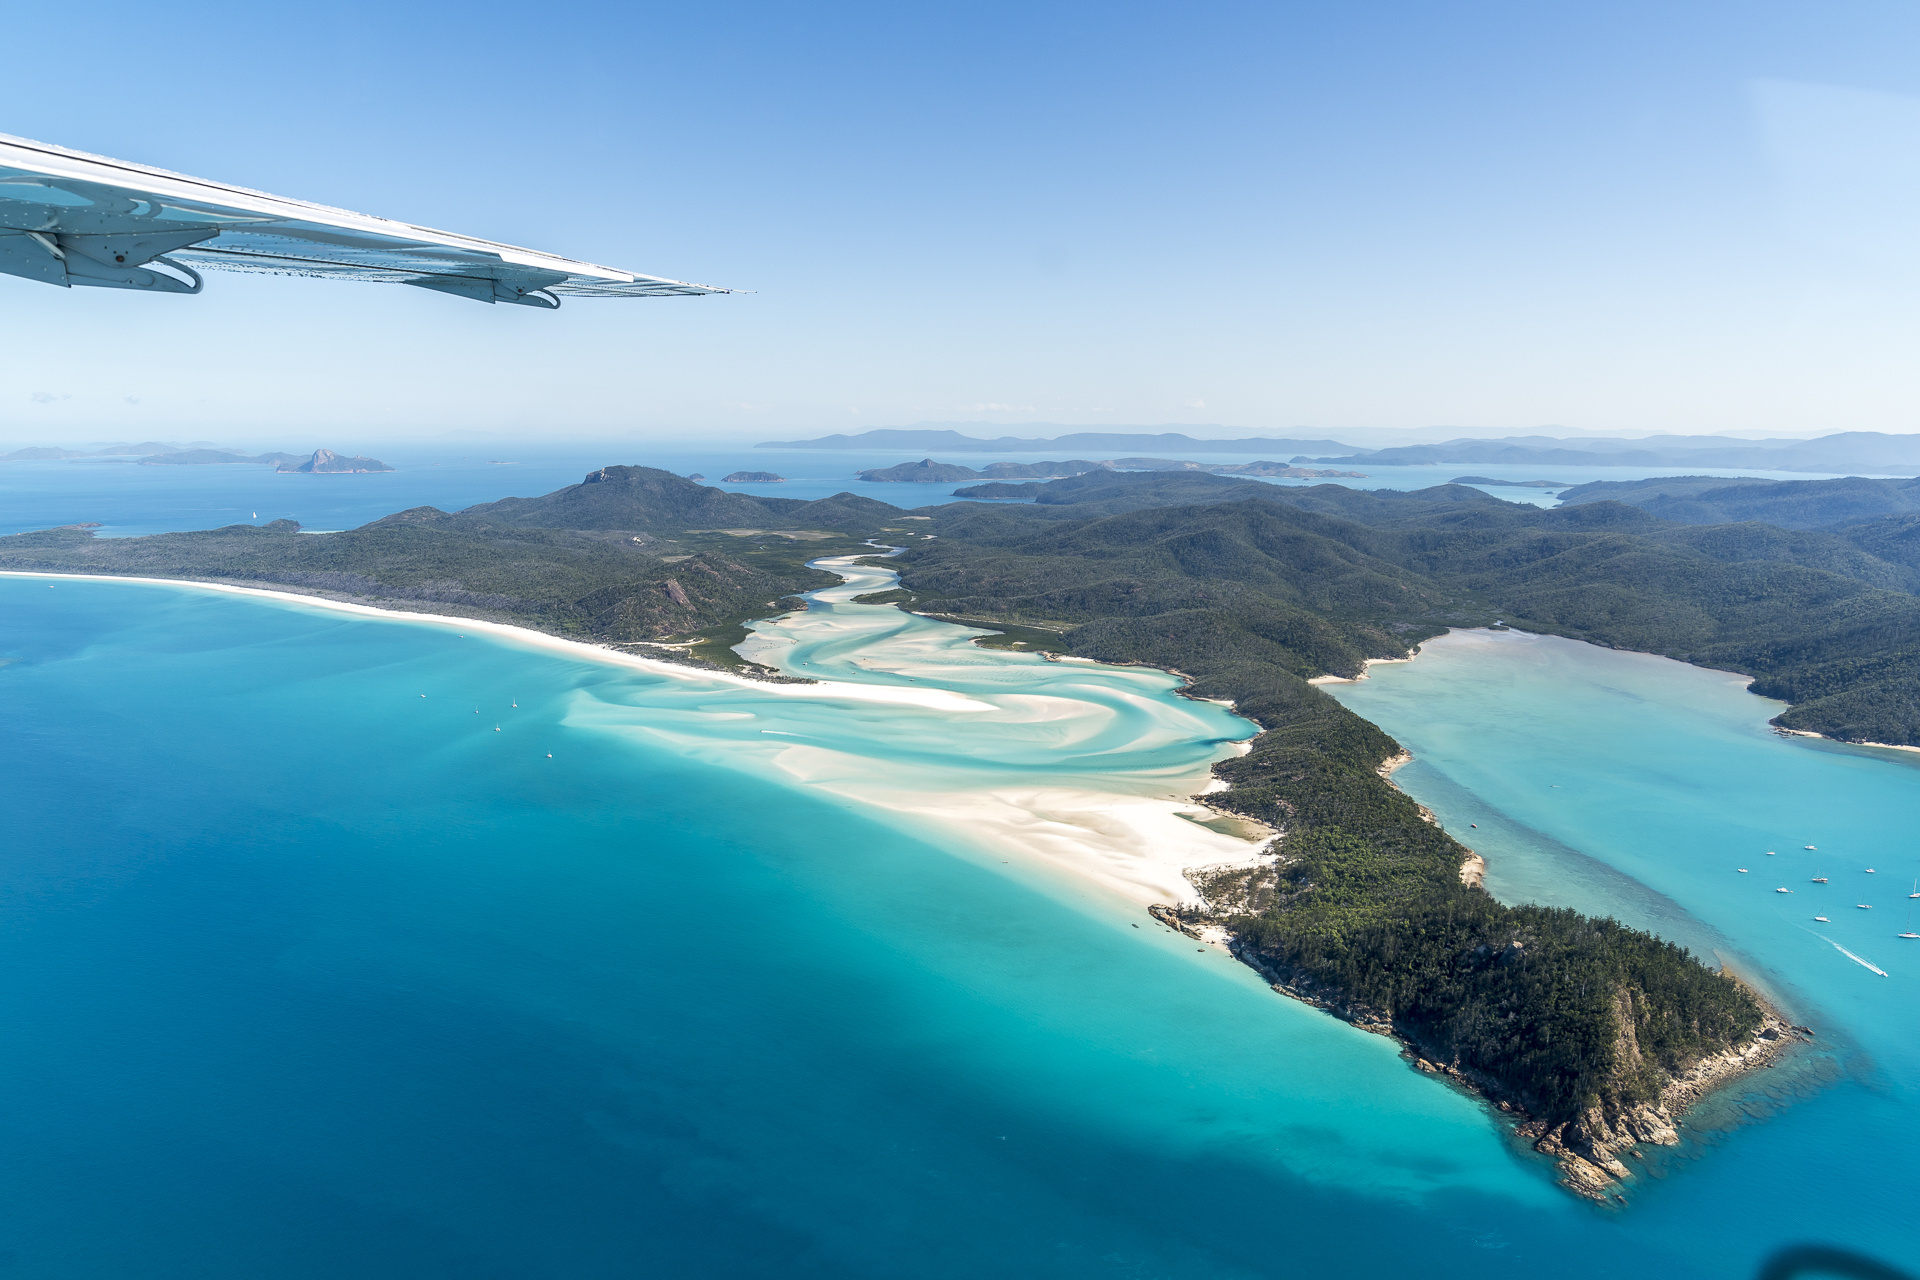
left=958, top=403, right=1036, bottom=412
left=1186, top=398, right=1207, bottom=408
left=124, top=396, right=140, bottom=405
left=30, top=391, right=70, bottom=404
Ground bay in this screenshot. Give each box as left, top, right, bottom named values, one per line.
left=1328, top=630, right=1920, bottom=1271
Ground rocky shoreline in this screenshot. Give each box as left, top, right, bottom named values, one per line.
left=1148, top=901, right=1813, bottom=1203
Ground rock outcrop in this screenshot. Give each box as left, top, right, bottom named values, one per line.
left=277, top=449, right=393, bottom=474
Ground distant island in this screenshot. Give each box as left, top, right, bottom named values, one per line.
left=1302, top=430, right=1920, bottom=474
left=1449, top=476, right=1568, bottom=488
left=277, top=449, right=393, bottom=474
left=721, top=470, right=785, bottom=483
left=860, top=457, right=1367, bottom=484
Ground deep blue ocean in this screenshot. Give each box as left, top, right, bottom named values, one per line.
left=1, top=453, right=1915, bottom=1276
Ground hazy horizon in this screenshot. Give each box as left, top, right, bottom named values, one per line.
left=1, top=420, right=1894, bottom=457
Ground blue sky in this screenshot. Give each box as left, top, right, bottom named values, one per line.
left=5, top=0, right=1920, bottom=445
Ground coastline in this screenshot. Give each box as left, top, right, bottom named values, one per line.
left=1307, top=651, right=1418, bottom=685
left=1179, top=653, right=1819, bottom=1205
left=9, top=567, right=1258, bottom=912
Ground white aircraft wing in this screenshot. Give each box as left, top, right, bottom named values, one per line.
left=0, top=132, right=731, bottom=309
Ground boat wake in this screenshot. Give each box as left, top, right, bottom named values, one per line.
left=1817, top=935, right=1890, bottom=977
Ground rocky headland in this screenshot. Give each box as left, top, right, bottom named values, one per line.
left=1150, top=897, right=1809, bottom=1202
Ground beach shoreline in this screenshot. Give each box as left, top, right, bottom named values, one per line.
left=7, top=567, right=1256, bottom=912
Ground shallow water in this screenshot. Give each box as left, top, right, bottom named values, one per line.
left=1, top=573, right=1911, bottom=1276
left=1329, top=630, right=1920, bottom=1269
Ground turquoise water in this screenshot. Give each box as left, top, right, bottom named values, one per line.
left=0, top=574, right=1911, bottom=1275
left=1329, top=631, right=1920, bottom=1270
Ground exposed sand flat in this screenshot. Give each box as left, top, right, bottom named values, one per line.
left=8, top=562, right=1259, bottom=910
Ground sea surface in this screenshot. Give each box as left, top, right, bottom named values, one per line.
left=2, top=462, right=1917, bottom=1276
left=0, top=441, right=1873, bottom=536
left=1327, top=633, right=1920, bottom=1272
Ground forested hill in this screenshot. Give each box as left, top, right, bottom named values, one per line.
left=1558, top=473, right=1920, bottom=529
left=0, top=467, right=909, bottom=670
left=443, top=464, right=897, bottom=533
left=895, top=471, right=1920, bottom=746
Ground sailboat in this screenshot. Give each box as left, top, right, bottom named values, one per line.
left=1909, top=879, right=1918, bottom=900
left=1901, top=905, right=1919, bottom=940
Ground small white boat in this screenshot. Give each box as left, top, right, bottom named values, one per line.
left=1811, top=876, right=1828, bottom=883
left=1909, top=879, right=1918, bottom=899
left=1857, top=904, right=1873, bottom=910
left=1814, top=916, right=1830, bottom=922
left=1775, top=887, right=1793, bottom=894
left=1738, top=868, right=1750, bottom=874
left=1865, top=868, right=1877, bottom=874
left=1765, top=850, right=1776, bottom=856
left=1805, top=845, right=1818, bottom=850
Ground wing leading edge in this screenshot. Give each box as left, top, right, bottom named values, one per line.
left=0, top=133, right=730, bottom=309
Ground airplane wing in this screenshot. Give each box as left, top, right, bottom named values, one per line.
left=0, top=132, right=731, bottom=309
